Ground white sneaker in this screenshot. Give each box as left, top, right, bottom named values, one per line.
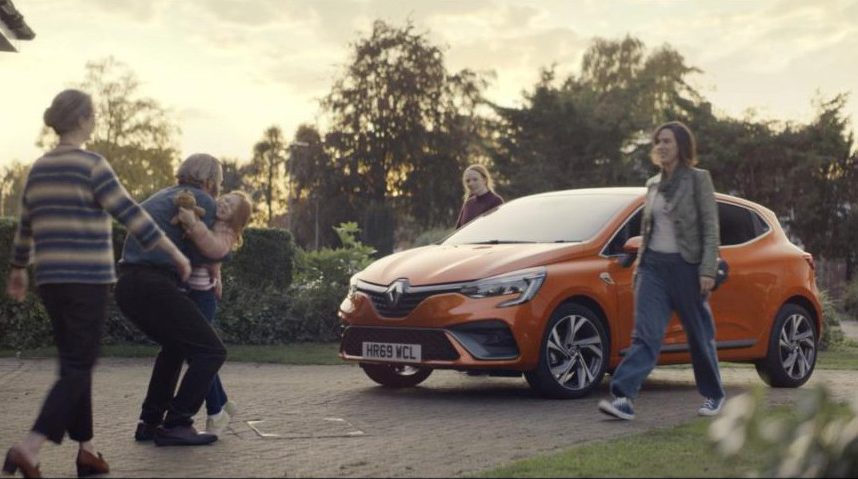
left=698, top=397, right=725, bottom=416
left=224, top=401, right=238, bottom=416
left=205, top=410, right=230, bottom=436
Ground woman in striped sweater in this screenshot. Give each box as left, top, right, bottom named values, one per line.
left=2, top=89, right=191, bottom=478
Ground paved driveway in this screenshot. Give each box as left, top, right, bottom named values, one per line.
left=1, top=356, right=856, bottom=478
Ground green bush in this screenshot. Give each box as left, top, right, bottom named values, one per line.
left=284, top=222, right=375, bottom=342
left=710, top=386, right=858, bottom=477
left=414, top=226, right=455, bottom=247
left=0, top=219, right=297, bottom=348
left=843, top=278, right=858, bottom=321
left=820, top=289, right=846, bottom=351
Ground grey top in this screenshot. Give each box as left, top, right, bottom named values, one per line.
left=648, top=191, right=679, bottom=253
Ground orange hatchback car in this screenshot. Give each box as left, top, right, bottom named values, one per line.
left=338, top=188, right=823, bottom=398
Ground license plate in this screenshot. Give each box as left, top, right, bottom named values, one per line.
left=361, top=342, right=422, bottom=363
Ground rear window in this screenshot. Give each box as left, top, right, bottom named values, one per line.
left=718, top=202, right=770, bottom=246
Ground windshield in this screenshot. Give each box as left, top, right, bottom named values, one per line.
left=443, top=194, right=635, bottom=245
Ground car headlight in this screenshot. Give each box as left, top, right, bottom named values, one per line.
left=460, top=267, right=546, bottom=307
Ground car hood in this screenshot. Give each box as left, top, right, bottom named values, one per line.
left=357, top=242, right=588, bottom=286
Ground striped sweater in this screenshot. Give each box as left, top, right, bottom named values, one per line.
left=10, top=148, right=165, bottom=285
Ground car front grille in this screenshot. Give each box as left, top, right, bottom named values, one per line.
left=359, top=289, right=439, bottom=318
left=341, top=326, right=460, bottom=361
left=356, top=280, right=462, bottom=318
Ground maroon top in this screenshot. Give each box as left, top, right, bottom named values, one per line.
left=455, top=190, right=504, bottom=229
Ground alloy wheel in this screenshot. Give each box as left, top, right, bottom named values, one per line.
left=778, top=313, right=816, bottom=380
left=546, top=314, right=605, bottom=391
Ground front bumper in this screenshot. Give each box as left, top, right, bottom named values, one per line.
left=338, top=289, right=545, bottom=369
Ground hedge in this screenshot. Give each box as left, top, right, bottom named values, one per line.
left=0, top=218, right=337, bottom=348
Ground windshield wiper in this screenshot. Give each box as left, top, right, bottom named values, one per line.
left=553, top=240, right=580, bottom=243
left=467, top=240, right=537, bottom=244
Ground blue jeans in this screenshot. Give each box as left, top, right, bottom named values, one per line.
left=188, top=288, right=229, bottom=416
left=610, top=250, right=725, bottom=401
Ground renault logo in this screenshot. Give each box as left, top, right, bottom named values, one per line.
left=385, top=279, right=408, bottom=307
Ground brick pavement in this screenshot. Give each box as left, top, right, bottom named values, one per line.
left=0, top=358, right=855, bottom=478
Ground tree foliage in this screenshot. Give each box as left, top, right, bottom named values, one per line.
left=285, top=125, right=356, bottom=249
left=0, top=161, right=29, bottom=218
left=38, top=57, right=181, bottom=201
left=247, top=125, right=289, bottom=225
left=489, top=36, right=702, bottom=198
left=321, top=19, right=488, bottom=250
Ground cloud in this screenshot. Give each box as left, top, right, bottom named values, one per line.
left=77, top=0, right=167, bottom=22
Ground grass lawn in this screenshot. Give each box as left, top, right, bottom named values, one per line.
left=476, top=416, right=767, bottom=478
left=3, top=338, right=858, bottom=368
left=814, top=339, right=858, bottom=370
left=0, top=342, right=343, bottom=365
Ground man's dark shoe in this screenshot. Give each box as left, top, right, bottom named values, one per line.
left=153, top=425, right=218, bottom=446
left=134, top=422, right=159, bottom=442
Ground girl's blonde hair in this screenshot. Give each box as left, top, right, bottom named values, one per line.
left=223, top=191, right=253, bottom=248
left=462, top=164, right=494, bottom=200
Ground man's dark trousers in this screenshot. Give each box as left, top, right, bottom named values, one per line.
left=115, top=264, right=227, bottom=428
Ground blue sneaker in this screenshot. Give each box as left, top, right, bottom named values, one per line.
left=598, top=397, right=635, bottom=420
left=698, top=397, right=725, bottom=416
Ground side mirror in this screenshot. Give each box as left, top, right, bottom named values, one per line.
left=622, top=236, right=642, bottom=254
left=618, top=236, right=642, bottom=268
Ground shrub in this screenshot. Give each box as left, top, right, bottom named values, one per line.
left=843, top=278, right=858, bottom=321
left=820, top=289, right=846, bottom=351
left=710, top=385, right=858, bottom=477
left=284, top=222, right=375, bottom=342
left=0, top=220, right=297, bottom=348
left=413, top=226, right=455, bottom=247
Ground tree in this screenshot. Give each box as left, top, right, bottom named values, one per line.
left=285, top=125, right=355, bottom=249
left=0, top=161, right=29, bottom=217
left=321, top=20, right=489, bottom=252
left=489, top=36, right=703, bottom=198
left=38, top=57, right=181, bottom=200
left=247, top=126, right=288, bottom=225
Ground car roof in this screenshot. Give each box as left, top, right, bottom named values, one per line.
left=527, top=187, right=646, bottom=198
left=514, top=186, right=776, bottom=222
left=522, top=186, right=767, bottom=210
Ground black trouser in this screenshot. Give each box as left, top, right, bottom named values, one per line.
left=114, top=265, right=227, bottom=428
left=32, top=283, right=109, bottom=444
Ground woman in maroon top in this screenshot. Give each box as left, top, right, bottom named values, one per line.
left=455, top=164, right=504, bottom=229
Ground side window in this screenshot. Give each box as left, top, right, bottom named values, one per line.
left=605, top=209, right=642, bottom=255
left=718, top=202, right=769, bottom=246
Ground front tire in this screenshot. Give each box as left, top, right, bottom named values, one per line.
left=525, top=303, right=609, bottom=399
left=360, top=363, right=433, bottom=388
left=755, top=304, right=817, bottom=388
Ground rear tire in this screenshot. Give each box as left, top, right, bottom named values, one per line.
left=755, top=304, right=817, bottom=388
left=525, top=303, right=609, bottom=399
left=360, top=363, right=433, bottom=388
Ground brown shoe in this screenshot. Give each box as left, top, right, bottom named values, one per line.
left=76, top=450, right=109, bottom=478
left=2, top=447, right=41, bottom=478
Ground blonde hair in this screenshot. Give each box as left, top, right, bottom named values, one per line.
left=222, top=191, right=253, bottom=248
left=462, top=164, right=494, bottom=200
left=176, top=153, right=223, bottom=196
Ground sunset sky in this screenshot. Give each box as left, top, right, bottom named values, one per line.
left=1, top=0, right=856, bottom=167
